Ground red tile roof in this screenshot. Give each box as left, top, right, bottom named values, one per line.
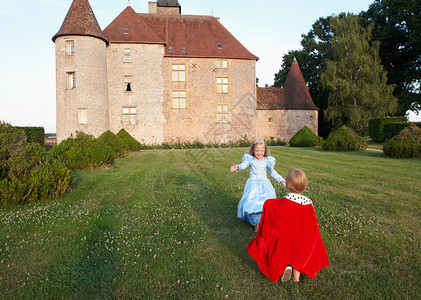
left=103, top=7, right=258, bottom=60
left=283, top=59, right=319, bottom=110
left=257, top=87, right=285, bottom=110
left=103, top=6, right=164, bottom=44
left=52, top=0, right=108, bottom=44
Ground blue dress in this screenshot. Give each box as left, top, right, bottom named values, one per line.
left=236, top=154, right=284, bottom=225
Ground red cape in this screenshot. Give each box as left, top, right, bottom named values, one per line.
left=247, top=198, right=329, bottom=282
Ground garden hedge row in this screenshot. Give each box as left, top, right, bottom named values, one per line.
left=368, top=117, right=407, bottom=142
left=383, top=122, right=421, bottom=141
left=16, top=126, right=45, bottom=147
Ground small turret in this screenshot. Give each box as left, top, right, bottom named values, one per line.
left=53, top=0, right=109, bottom=142
left=284, top=58, right=318, bottom=110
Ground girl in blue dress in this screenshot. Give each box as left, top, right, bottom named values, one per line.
left=230, top=139, right=286, bottom=232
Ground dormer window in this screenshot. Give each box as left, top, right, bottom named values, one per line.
left=217, top=43, right=222, bottom=49
left=124, top=28, right=128, bottom=34
left=168, top=46, right=173, bottom=52
left=182, top=47, right=186, bottom=54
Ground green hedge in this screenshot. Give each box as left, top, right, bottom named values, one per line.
left=383, top=125, right=421, bottom=158
left=50, top=131, right=115, bottom=170
left=0, top=122, right=72, bottom=205
left=97, top=130, right=128, bottom=158
left=368, top=117, right=407, bottom=143
left=16, top=126, right=45, bottom=147
left=323, top=125, right=367, bottom=151
left=116, top=129, right=142, bottom=151
left=384, top=122, right=421, bottom=141
left=289, top=126, right=320, bottom=147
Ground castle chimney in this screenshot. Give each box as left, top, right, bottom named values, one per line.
left=148, top=2, right=157, bottom=14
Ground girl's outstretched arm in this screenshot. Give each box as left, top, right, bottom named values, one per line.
left=230, top=165, right=239, bottom=172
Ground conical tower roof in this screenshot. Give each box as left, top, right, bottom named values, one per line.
left=284, top=58, right=318, bottom=110
left=52, top=0, right=108, bottom=44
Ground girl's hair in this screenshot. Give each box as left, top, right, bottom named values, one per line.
left=249, top=139, right=269, bottom=157
left=286, top=169, right=307, bottom=194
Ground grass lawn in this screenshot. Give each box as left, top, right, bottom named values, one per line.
left=1, top=147, right=420, bottom=299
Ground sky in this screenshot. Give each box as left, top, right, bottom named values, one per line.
left=0, top=0, right=418, bottom=133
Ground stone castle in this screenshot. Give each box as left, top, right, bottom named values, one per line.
left=53, top=0, right=318, bottom=144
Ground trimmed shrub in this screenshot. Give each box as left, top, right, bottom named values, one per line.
left=384, top=122, right=421, bottom=141
left=265, top=138, right=287, bottom=146
left=0, top=122, right=72, bottom=205
left=289, top=126, right=319, bottom=147
left=116, top=129, right=142, bottom=151
left=97, top=130, right=128, bottom=158
left=323, top=125, right=367, bottom=151
left=16, top=126, right=45, bottom=147
left=368, top=117, right=407, bottom=142
left=383, top=124, right=421, bottom=158
left=50, top=131, right=115, bottom=169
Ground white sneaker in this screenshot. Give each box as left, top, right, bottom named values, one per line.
left=281, top=265, right=292, bottom=282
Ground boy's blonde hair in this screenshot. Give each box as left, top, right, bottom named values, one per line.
left=286, top=169, right=307, bottom=194
left=249, top=139, right=268, bottom=157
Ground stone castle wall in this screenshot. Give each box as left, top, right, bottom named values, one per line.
left=256, top=109, right=287, bottom=140
left=107, top=43, right=166, bottom=144
left=285, top=110, right=318, bottom=140
left=161, top=57, right=257, bottom=143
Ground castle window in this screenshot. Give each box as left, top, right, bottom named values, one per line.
left=124, top=28, right=128, bottom=34
left=217, top=43, right=222, bottom=49
left=268, top=117, right=273, bottom=124
left=66, top=40, right=74, bottom=55
left=67, top=72, right=76, bottom=89
left=172, top=64, right=186, bottom=82
left=185, top=118, right=191, bottom=124
left=182, top=47, right=186, bottom=53
left=171, top=90, right=187, bottom=109
left=123, top=107, right=137, bottom=125
left=124, top=49, right=131, bottom=62
left=216, top=77, right=229, bottom=94
left=168, top=46, right=173, bottom=52
left=217, top=104, right=229, bottom=123
left=216, top=59, right=228, bottom=69
left=310, top=115, right=314, bottom=121
left=124, top=76, right=132, bottom=92
left=78, top=109, right=87, bottom=125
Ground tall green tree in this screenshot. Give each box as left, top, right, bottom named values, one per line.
left=361, top=0, right=421, bottom=116
left=321, top=14, right=397, bottom=134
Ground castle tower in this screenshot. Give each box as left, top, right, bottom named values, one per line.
left=52, top=0, right=109, bottom=142
left=284, top=58, right=319, bottom=138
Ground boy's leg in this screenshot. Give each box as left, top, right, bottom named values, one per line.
left=293, top=269, right=301, bottom=282
left=254, top=223, right=259, bottom=232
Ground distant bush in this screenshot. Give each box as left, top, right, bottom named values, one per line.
left=0, top=122, right=72, bottom=205
left=116, top=129, right=142, bottom=151
left=383, top=122, right=421, bottom=141
left=265, top=138, right=288, bottom=147
left=289, top=126, right=319, bottom=147
left=383, top=124, right=421, bottom=158
left=323, top=125, right=367, bottom=151
left=97, top=130, right=128, bottom=158
left=16, top=126, right=45, bottom=147
left=50, top=131, right=115, bottom=169
left=368, top=117, right=407, bottom=142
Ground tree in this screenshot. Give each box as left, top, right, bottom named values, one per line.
left=361, top=0, right=421, bottom=116
left=321, top=14, right=397, bottom=134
